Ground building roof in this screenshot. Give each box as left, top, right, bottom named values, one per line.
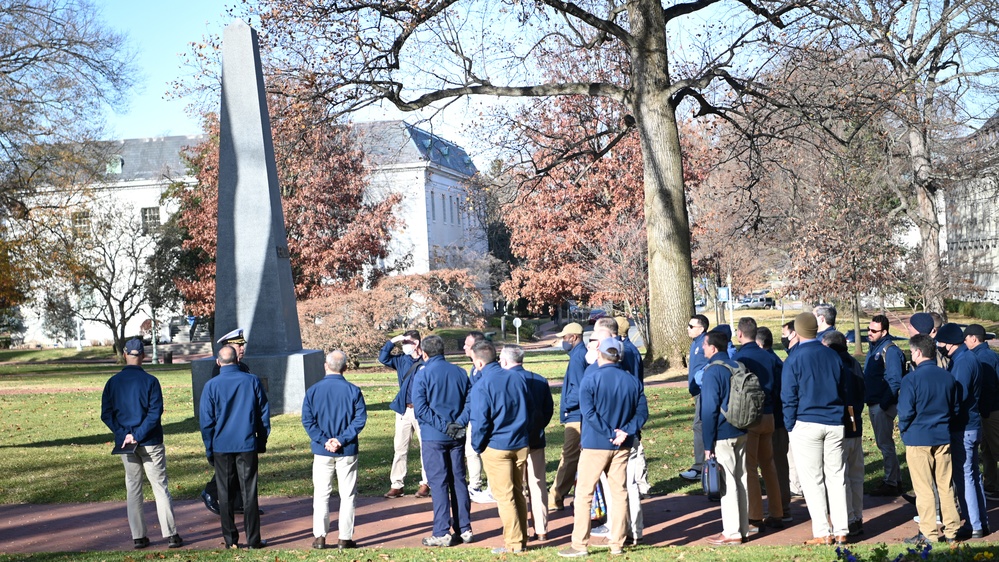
left=110, top=135, right=202, bottom=182
left=351, top=121, right=477, bottom=177
left=110, top=121, right=477, bottom=181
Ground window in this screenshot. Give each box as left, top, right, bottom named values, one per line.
left=431, top=191, right=436, bottom=221
left=72, top=211, right=90, bottom=237
left=106, top=156, right=124, bottom=175
left=141, top=207, right=161, bottom=233
left=450, top=195, right=455, bottom=223
left=441, top=194, right=446, bottom=222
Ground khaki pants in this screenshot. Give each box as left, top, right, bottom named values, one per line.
left=524, top=448, right=548, bottom=536
left=312, top=454, right=357, bottom=540
left=842, top=437, right=865, bottom=524
left=715, top=435, right=749, bottom=540
left=747, top=413, right=783, bottom=519
left=550, top=422, right=581, bottom=506
left=907, top=444, right=962, bottom=540
left=390, top=408, right=427, bottom=489
left=481, top=447, right=529, bottom=551
left=122, top=444, right=177, bottom=540
left=790, top=421, right=848, bottom=538
left=571, top=447, right=629, bottom=551
left=465, top=422, right=483, bottom=490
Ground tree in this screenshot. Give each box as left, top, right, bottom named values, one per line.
left=744, top=0, right=999, bottom=314
left=173, top=103, right=402, bottom=316
left=45, top=199, right=156, bottom=355
left=238, top=0, right=805, bottom=366
left=0, top=0, right=134, bottom=216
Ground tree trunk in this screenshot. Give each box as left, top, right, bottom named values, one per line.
left=629, top=1, right=694, bottom=369
left=908, top=126, right=947, bottom=316
left=852, top=291, right=862, bottom=356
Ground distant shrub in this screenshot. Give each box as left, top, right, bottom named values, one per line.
left=943, top=299, right=999, bottom=323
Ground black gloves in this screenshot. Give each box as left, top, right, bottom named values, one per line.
left=445, top=422, right=466, bottom=440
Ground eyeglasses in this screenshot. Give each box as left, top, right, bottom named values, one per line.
left=688, top=324, right=699, bottom=329
left=868, top=328, right=883, bottom=334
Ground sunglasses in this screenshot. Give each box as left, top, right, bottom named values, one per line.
left=688, top=324, right=699, bottom=329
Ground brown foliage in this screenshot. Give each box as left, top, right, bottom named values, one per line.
left=174, top=100, right=401, bottom=315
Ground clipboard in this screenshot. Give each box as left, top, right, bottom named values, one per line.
left=112, top=442, right=139, bottom=455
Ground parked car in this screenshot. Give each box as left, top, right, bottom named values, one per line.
left=735, top=296, right=776, bottom=310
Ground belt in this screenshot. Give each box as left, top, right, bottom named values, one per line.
left=406, top=403, right=414, bottom=409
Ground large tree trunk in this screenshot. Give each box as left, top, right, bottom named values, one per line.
left=908, top=126, right=947, bottom=316
left=630, top=1, right=694, bottom=369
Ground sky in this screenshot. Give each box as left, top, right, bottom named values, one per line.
left=97, top=0, right=480, bottom=154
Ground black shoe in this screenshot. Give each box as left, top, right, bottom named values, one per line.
left=869, top=482, right=901, bottom=497
left=201, top=490, right=220, bottom=515
left=247, top=539, right=268, bottom=549
left=974, top=527, right=991, bottom=539
left=763, top=516, right=785, bottom=529
left=168, top=534, right=183, bottom=548
left=848, top=521, right=863, bottom=537
left=957, top=528, right=973, bottom=540
left=133, top=537, right=150, bottom=549
left=338, top=539, right=358, bottom=549
left=904, top=533, right=929, bottom=546
left=312, top=536, right=326, bottom=549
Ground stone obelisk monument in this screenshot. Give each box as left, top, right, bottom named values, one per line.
left=191, top=20, right=324, bottom=417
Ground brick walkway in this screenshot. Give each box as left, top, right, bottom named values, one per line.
left=4, top=491, right=993, bottom=553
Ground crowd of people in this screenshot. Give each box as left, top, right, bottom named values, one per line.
left=97, top=306, right=998, bottom=553
left=679, top=305, right=999, bottom=547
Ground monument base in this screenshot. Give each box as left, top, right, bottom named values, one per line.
left=191, top=349, right=325, bottom=419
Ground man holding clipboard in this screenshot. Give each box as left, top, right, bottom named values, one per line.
left=101, top=338, right=183, bottom=550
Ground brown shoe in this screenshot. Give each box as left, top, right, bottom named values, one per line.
left=803, top=536, right=833, bottom=546
left=707, top=533, right=744, bottom=545
left=415, top=484, right=431, bottom=498
left=834, top=535, right=848, bottom=545
left=311, top=536, right=326, bottom=549
left=383, top=488, right=404, bottom=499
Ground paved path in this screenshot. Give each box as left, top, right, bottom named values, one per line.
left=3, top=491, right=995, bottom=553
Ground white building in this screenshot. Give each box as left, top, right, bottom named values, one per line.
left=18, top=120, right=488, bottom=347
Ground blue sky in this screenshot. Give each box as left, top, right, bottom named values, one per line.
left=99, top=0, right=231, bottom=139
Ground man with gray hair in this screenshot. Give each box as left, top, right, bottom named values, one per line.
left=813, top=304, right=837, bottom=342
left=302, top=350, right=367, bottom=550
left=500, top=344, right=554, bottom=542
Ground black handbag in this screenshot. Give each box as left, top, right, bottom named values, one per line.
left=702, top=457, right=724, bottom=501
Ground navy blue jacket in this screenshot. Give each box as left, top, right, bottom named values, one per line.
left=470, top=362, right=533, bottom=453
left=863, top=338, right=905, bottom=409
left=949, top=345, right=983, bottom=431
left=899, top=361, right=960, bottom=446
left=412, top=355, right=470, bottom=441
left=579, top=362, right=647, bottom=450
left=199, top=365, right=270, bottom=457
left=733, top=341, right=778, bottom=414
left=972, top=344, right=999, bottom=415
left=301, top=374, right=367, bottom=457
left=101, top=365, right=165, bottom=447
left=469, top=365, right=485, bottom=387
left=621, top=336, right=644, bottom=381
left=560, top=342, right=588, bottom=423
left=688, top=332, right=707, bottom=396
left=379, top=340, right=422, bottom=415
left=767, top=349, right=786, bottom=430
left=700, top=352, right=748, bottom=449
left=781, top=339, right=846, bottom=431
left=837, top=349, right=866, bottom=438
left=511, top=365, right=554, bottom=449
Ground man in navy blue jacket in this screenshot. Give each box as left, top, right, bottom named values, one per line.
left=732, top=317, right=784, bottom=529
left=701, top=330, right=750, bottom=545
left=782, top=312, right=848, bottom=545
left=199, top=345, right=271, bottom=549
left=558, top=338, right=647, bottom=558
left=550, top=322, right=587, bottom=510
left=463, top=331, right=488, bottom=498
left=302, top=350, right=367, bottom=550
left=968, top=324, right=999, bottom=501
left=823, top=331, right=866, bottom=537
left=681, top=315, right=710, bottom=482
left=101, top=338, right=182, bottom=550
left=411, top=335, right=473, bottom=547
left=758, top=326, right=793, bottom=521
left=501, top=345, right=554, bottom=542
left=938, top=323, right=988, bottom=538
left=378, top=330, right=429, bottom=499
left=898, top=334, right=962, bottom=545
left=469, top=341, right=533, bottom=554
left=865, top=314, right=906, bottom=497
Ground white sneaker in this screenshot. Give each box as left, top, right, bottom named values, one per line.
left=590, top=524, right=610, bottom=537
left=912, top=515, right=943, bottom=525
left=470, top=488, right=496, bottom=504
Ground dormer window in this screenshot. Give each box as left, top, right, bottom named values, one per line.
left=106, top=156, right=124, bottom=175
